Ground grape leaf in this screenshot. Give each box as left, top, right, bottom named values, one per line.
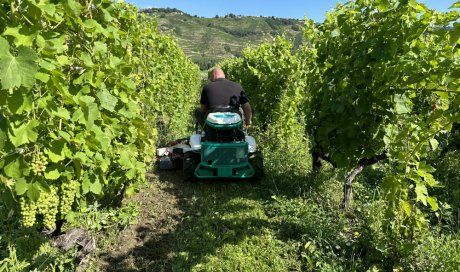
left=35, top=72, right=50, bottom=83
left=331, top=29, right=340, bottom=37
left=53, top=107, right=71, bottom=120
left=82, top=174, right=90, bottom=195
left=8, top=120, right=39, bottom=147
left=15, top=178, right=29, bottom=195
left=427, top=197, right=438, bottom=211
left=119, top=151, right=134, bottom=169
left=83, top=103, right=100, bottom=129
left=3, top=26, right=34, bottom=47
left=126, top=168, right=136, bottom=179
left=450, top=22, right=460, bottom=46
left=7, top=90, right=32, bottom=114
left=58, top=131, right=71, bottom=142
left=429, top=138, right=439, bottom=151
left=36, top=179, right=51, bottom=193
left=402, top=200, right=412, bottom=216
left=418, top=162, right=436, bottom=173
left=4, top=157, right=23, bottom=179
left=90, top=179, right=102, bottom=195
left=122, top=78, right=136, bottom=90
left=83, top=19, right=104, bottom=34
left=80, top=52, right=94, bottom=67
left=94, top=41, right=107, bottom=54
left=45, top=139, right=69, bottom=163
left=0, top=43, right=38, bottom=90
left=415, top=182, right=428, bottom=206
left=97, top=90, right=118, bottom=112
left=27, top=183, right=41, bottom=202
left=125, top=184, right=136, bottom=197
left=0, top=37, right=10, bottom=58
left=394, top=94, right=410, bottom=114
left=37, top=3, right=56, bottom=16
left=64, top=0, right=82, bottom=17
left=44, top=165, right=61, bottom=180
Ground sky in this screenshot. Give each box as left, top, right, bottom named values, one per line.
left=126, top=0, right=458, bottom=22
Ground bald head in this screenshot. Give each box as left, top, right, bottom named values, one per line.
left=210, top=68, right=225, bottom=81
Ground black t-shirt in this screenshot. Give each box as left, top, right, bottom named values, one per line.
left=200, top=78, right=249, bottom=109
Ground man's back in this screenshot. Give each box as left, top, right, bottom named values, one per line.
left=200, top=78, right=247, bottom=109
left=196, top=68, right=252, bottom=127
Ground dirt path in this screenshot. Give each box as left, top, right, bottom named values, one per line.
left=97, top=171, right=186, bottom=272
left=96, top=169, right=301, bottom=272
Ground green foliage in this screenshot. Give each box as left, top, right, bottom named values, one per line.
left=221, top=0, right=460, bottom=269
left=0, top=0, right=200, bottom=230
left=192, top=56, right=221, bottom=71
left=305, top=0, right=459, bottom=168
left=300, top=1, right=459, bottom=254
left=66, top=201, right=139, bottom=233
left=0, top=194, right=78, bottom=271
left=221, top=37, right=312, bottom=189
left=0, top=42, right=37, bottom=90
left=433, top=150, right=460, bottom=212
left=222, top=37, right=307, bottom=128
left=270, top=195, right=359, bottom=271
left=0, top=244, right=31, bottom=272
left=0, top=185, right=140, bottom=271
left=408, top=231, right=460, bottom=271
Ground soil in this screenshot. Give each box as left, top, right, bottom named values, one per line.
left=97, top=171, right=186, bottom=272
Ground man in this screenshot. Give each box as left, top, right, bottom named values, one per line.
left=196, top=67, right=252, bottom=127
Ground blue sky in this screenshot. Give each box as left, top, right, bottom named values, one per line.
left=126, top=0, right=457, bottom=22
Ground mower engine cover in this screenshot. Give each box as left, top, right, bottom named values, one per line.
left=206, top=112, right=242, bottom=129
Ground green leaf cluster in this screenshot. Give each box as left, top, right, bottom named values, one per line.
left=0, top=0, right=200, bottom=228
left=222, top=0, right=460, bottom=260
left=221, top=37, right=313, bottom=183
left=303, top=0, right=459, bottom=227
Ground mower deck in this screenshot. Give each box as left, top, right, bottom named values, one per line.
left=195, top=142, right=254, bottom=178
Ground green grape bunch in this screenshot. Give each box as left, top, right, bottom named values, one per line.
left=59, top=180, right=78, bottom=216
left=31, top=151, right=48, bottom=175
left=20, top=197, right=37, bottom=228
left=36, top=185, right=59, bottom=230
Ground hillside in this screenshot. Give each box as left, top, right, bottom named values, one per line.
left=143, top=8, right=304, bottom=70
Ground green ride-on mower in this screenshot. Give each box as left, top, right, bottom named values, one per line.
left=156, top=106, right=263, bottom=182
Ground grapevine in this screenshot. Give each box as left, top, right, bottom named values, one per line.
left=222, top=0, right=460, bottom=261
left=0, top=1, right=201, bottom=228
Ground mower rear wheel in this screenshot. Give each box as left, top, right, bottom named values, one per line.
left=249, top=151, right=264, bottom=181
left=183, top=151, right=200, bottom=182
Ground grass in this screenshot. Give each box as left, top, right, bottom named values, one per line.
left=142, top=161, right=459, bottom=271
left=2, top=136, right=460, bottom=272
left=0, top=211, right=78, bottom=271
left=170, top=180, right=300, bottom=271
left=3, top=151, right=460, bottom=271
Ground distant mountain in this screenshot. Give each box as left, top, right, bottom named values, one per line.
left=143, top=8, right=304, bottom=70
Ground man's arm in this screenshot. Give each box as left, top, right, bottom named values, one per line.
left=238, top=89, right=252, bottom=126
left=241, top=102, right=252, bottom=126
left=200, top=86, right=209, bottom=112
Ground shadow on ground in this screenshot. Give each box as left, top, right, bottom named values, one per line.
left=98, top=169, right=284, bottom=271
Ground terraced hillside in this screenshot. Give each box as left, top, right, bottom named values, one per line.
left=144, top=8, right=304, bottom=69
